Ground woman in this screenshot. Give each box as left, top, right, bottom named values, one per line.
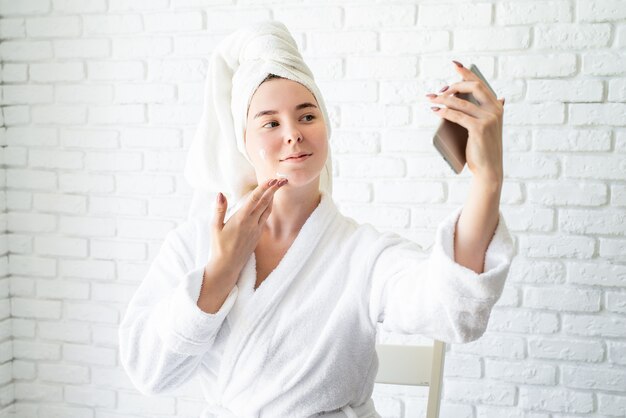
left=119, top=20, right=514, bottom=418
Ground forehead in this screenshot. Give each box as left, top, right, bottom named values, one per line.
left=248, top=78, right=316, bottom=110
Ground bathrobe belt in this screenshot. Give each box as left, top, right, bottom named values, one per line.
left=202, top=398, right=378, bottom=418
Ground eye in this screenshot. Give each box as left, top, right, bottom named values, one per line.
left=262, top=114, right=316, bottom=129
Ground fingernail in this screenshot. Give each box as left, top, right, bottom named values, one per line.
left=217, top=192, right=224, bottom=204
left=425, top=93, right=437, bottom=99
left=502, top=97, right=506, bottom=105
left=452, top=60, right=463, bottom=68
left=431, top=107, right=440, bottom=112
left=439, top=85, right=449, bottom=93
left=278, top=179, right=288, bottom=186
left=268, top=179, right=277, bottom=186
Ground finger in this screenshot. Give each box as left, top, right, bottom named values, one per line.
left=441, top=80, right=498, bottom=109
left=430, top=105, right=479, bottom=133
left=244, top=178, right=278, bottom=213
left=426, top=90, right=491, bottom=119
left=251, top=178, right=285, bottom=219
left=258, top=193, right=273, bottom=226
left=213, top=192, right=227, bottom=230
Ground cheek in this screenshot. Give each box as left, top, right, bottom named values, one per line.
left=258, top=148, right=267, bottom=161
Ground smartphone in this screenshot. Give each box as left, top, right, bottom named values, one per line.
left=432, top=64, right=497, bottom=174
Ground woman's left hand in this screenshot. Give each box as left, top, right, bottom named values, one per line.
left=426, top=61, right=505, bottom=184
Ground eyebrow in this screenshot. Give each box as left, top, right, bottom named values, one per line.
left=253, top=102, right=318, bottom=119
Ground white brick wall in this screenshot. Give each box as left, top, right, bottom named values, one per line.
left=1, top=0, right=625, bottom=417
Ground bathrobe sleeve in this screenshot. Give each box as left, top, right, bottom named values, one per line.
left=118, top=221, right=238, bottom=395
left=368, top=205, right=515, bottom=343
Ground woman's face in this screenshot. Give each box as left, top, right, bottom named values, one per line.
left=244, top=78, right=328, bottom=188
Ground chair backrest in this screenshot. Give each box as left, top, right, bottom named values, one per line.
left=374, top=340, right=446, bottom=418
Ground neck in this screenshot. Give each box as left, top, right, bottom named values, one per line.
left=263, top=179, right=322, bottom=241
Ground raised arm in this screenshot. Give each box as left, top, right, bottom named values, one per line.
left=118, top=222, right=238, bottom=395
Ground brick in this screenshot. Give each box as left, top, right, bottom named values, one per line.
left=607, top=291, right=626, bottom=314
left=34, top=236, right=88, bottom=257
left=565, top=155, right=626, bottom=180
left=88, top=61, right=144, bottom=81
left=60, top=216, right=116, bottom=237
left=0, top=0, right=50, bottom=15
left=0, top=18, right=26, bottom=38
left=1, top=63, right=28, bottom=82
left=31, top=105, right=87, bottom=124
left=38, top=321, right=90, bottom=343
left=419, top=3, right=490, bottom=27
left=84, top=151, right=142, bottom=171
left=444, top=380, right=516, bottom=406
left=455, top=27, right=530, bottom=51
left=583, top=51, right=626, bottom=76
left=26, top=16, right=81, bottom=37
left=570, top=103, right=626, bottom=126
left=345, top=4, right=415, bottom=27
left=521, top=234, right=594, bottom=259
left=502, top=207, right=555, bottom=232
left=374, top=181, right=443, bottom=204
left=54, top=38, right=110, bottom=58
left=559, top=208, right=626, bottom=235
left=568, top=261, right=626, bottom=288
left=114, top=83, right=176, bottom=104
left=56, top=84, right=113, bottom=104
left=381, top=29, right=448, bottom=54
left=527, top=79, right=603, bottom=102
left=5, top=126, right=58, bottom=147
left=33, top=192, right=87, bottom=215
left=58, top=172, right=114, bottom=194
left=488, top=309, right=559, bottom=334
left=520, top=387, right=593, bottom=413
left=578, top=0, right=626, bottom=22
left=14, top=382, right=63, bottom=402
left=485, top=359, right=556, bottom=385
left=143, top=11, right=203, bottom=32
left=598, top=393, right=626, bottom=416
left=347, top=55, right=417, bottom=79
left=528, top=337, right=604, bottom=362
left=59, top=259, right=115, bottom=281
left=39, top=363, right=89, bottom=384
left=562, top=364, right=626, bottom=391
left=452, top=335, right=525, bottom=359
left=12, top=298, right=61, bottom=319
left=112, top=36, right=172, bottom=58
left=30, top=62, right=84, bottom=82
left=83, top=14, right=143, bottom=35
left=563, top=313, right=626, bottom=338
left=63, top=343, right=116, bottom=366
left=524, top=286, right=601, bottom=312
left=500, top=54, right=576, bottom=78
left=310, top=31, right=377, bottom=55
left=2, top=85, right=54, bottom=104
left=65, top=302, right=118, bottom=324
left=528, top=181, right=607, bottom=206
left=496, top=1, right=572, bottom=24
left=608, top=341, right=626, bottom=365
left=52, top=0, right=106, bottom=13
left=536, top=23, right=611, bottom=49
left=90, top=239, right=146, bottom=261
left=88, top=104, right=146, bottom=124
left=29, top=149, right=83, bottom=169
left=9, top=255, right=56, bottom=277
left=599, top=237, right=626, bottom=260
left=533, top=129, right=611, bottom=152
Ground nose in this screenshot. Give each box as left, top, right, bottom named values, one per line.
left=285, top=125, right=303, bottom=143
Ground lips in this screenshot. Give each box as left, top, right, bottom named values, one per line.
left=282, top=153, right=312, bottom=161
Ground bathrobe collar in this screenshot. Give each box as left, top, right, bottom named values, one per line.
left=218, top=188, right=340, bottom=394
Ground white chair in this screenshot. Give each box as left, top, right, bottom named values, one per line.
left=374, top=340, right=446, bottom=418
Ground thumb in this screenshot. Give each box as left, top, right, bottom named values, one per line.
left=213, top=192, right=227, bottom=230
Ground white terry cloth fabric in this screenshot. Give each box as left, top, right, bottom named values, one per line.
left=183, top=20, right=333, bottom=224
left=118, top=189, right=516, bottom=417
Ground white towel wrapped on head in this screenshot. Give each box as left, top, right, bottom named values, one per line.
left=184, top=20, right=333, bottom=223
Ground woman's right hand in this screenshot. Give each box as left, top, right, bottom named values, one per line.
left=205, top=178, right=288, bottom=289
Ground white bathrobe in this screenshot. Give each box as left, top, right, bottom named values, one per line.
left=118, top=189, right=515, bottom=418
